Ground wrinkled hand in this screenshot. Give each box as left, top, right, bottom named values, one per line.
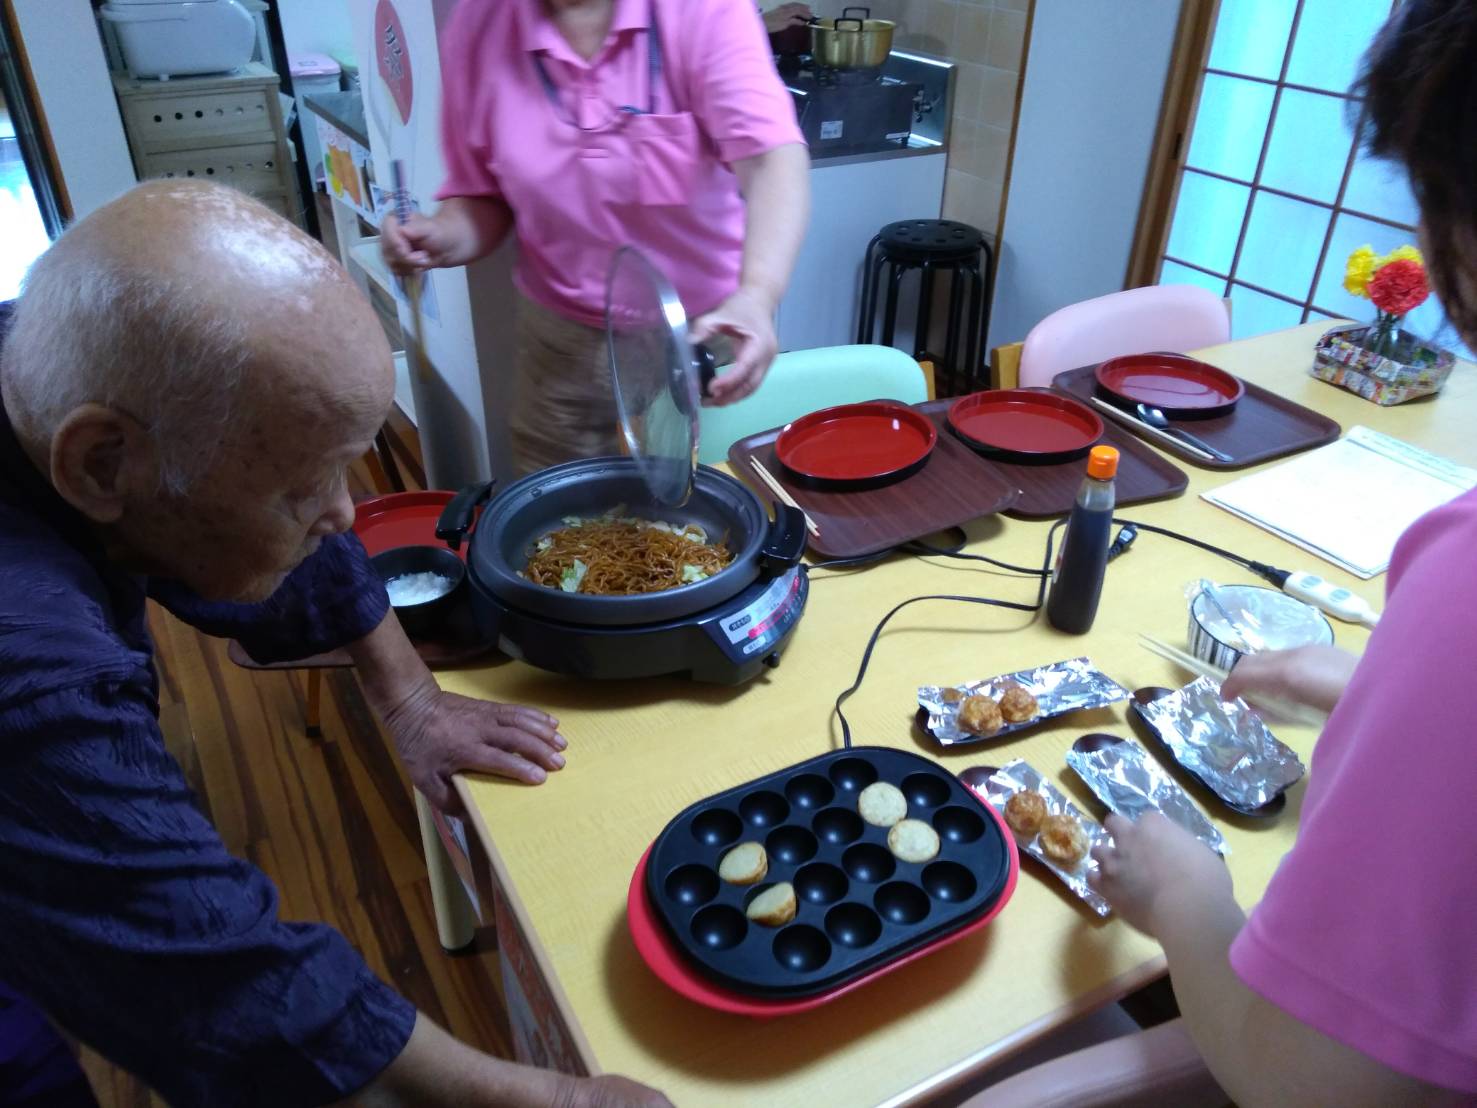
left=1089, top=812, right=1231, bottom=938
left=1220, top=644, right=1358, bottom=716
left=553, top=1074, right=674, bottom=1108
left=381, top=211, right=468, bottom=276
left=691, top=287, right=779, bottom=406
left=763, top=2, right=814, bottom=33
left=383, top=686, right=566, bottom=811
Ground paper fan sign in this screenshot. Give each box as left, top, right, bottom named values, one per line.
left=375, top=0, right=414, bottom=125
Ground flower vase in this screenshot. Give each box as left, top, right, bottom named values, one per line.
left=1311, top=322, right=1455, bottom=406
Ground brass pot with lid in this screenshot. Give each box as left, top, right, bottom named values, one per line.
left=810, top=6, right=895, bottom=69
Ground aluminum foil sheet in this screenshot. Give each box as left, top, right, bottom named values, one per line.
left=1186, top=580, right=1333, bottom=671
left=1138, top=677, right=1305, bottom=809
left=973, top=759, right=1112, bottom=916
left=1066, top=739, right=1229, bottom=856
left=920, top=657, right=1130, bottom=747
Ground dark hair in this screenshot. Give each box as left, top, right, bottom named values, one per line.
left=1357, top=0, right=1477, bottom=342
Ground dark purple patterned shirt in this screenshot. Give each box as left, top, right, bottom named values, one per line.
left=0, top=388, right=414, bottom=1106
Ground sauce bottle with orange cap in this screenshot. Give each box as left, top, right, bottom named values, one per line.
left=1047, top=445, right=1119, bottom=634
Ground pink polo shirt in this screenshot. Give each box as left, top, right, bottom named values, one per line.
left=436, top=0, right=804, bottom=326
left=1230, top=486, right=1477, bottom=1095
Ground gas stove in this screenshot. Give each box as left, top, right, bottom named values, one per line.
left=783, top=56, right=921, bottom=156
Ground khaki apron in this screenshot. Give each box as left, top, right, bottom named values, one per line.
left=507, top=292, right=732, bottom=477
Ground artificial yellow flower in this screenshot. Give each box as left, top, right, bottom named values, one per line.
left=1382, top=243, right=1425, bottom=267
left=1344, top=245, right=1378, bottom=297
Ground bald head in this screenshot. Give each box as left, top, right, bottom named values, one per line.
left=2, top=180, right=391, bottom=492
left=0, top=181, right=396, bottom=600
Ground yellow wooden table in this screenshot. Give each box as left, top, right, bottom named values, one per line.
left=434, top=322, right=1476, bottom=1105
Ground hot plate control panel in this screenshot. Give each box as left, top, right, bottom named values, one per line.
left=710, top=567, right=807, bottom=660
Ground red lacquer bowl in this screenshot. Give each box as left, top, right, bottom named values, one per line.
left=354, top=490, right=469, bottom=561
left=775, top=401, right=938, bottom=487
left=1094, top=353, right=1244, bottom=419
left=948, top=388, right=1103, bottom=464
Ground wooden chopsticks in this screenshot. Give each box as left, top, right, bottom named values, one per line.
left=749, top=458, right=820, bottom=537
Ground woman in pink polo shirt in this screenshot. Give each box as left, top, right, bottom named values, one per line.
left=383, top=0, right=809, bottom=475
left=987, top=7, right=1477, bottom=1105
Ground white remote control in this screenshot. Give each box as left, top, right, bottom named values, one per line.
left=1282, top=571, right=1380, bottom=627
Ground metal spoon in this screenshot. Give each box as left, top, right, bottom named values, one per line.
left=1134, top=403, right=1233, bottom=462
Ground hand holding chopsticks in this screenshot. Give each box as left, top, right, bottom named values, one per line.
left=390, top=160, right=430, bottom=383
left=1138, top=634, right=1328, bottom=728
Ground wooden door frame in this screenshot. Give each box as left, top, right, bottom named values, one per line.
left=1124, top=0, right=1219, bottom=289
left=1, top=0, right=71, bottom=226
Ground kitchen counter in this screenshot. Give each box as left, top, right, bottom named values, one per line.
left=809, top=135, right=946, bottom=167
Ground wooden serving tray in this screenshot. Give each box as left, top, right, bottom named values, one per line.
left=728, top=420, right=1020, bottom=560
left=916, top=399, right=1188, bottom=519
left=1053, top=365, right=1341, bottom=470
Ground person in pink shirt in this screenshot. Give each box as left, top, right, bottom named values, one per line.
left=988, top=5, right=1477, bottom=1105
left=383, top=0, right=809, bottom=475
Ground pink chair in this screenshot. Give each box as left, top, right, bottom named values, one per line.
left=1017, top=285, right=1231, bottom=389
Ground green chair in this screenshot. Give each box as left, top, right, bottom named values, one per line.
left=698, top=344, right=928, bottom=465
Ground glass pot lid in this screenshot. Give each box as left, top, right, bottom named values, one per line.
left=606, top=245, right=714, bottom=507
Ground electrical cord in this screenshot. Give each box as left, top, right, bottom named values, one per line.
left=907, top=538, right=1052, bottom=577
left=808, top=527, right=1050, bottom=578
left=1111, top=518, right=1290, bottom=587
left=810, top=519, right=1284, bottom=583
left=830, top=514, right=1290, bottom=749
left=833, top=520, right=1065, bottom=748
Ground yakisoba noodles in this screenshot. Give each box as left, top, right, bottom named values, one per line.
left=524, top=514, right=733, bottom=595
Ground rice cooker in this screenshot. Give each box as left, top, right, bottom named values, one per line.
left=436, top=248, right=810, bottom=684
left=102, top=0, right=256, bottom=80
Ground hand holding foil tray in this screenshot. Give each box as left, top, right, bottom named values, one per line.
left=920, top=657, right=1130, bottom=746
left=1137, top=676, right=1305, bottom=810
left=1066, top=737, right=1229, bottom=856
left=973, top=759, right=1112, bottom=917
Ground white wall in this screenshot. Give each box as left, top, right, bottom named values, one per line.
left=988, top=0, right=1180, bottom=348
left=11, top=0, right=135, bottom=219
left=275, top=0, right=357, bottom=67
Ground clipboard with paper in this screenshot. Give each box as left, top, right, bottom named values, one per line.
left=1201, top=427, right=1477, bottom=578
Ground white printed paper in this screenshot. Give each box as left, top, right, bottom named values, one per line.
left=1202, top=427, right=1477, bottom=578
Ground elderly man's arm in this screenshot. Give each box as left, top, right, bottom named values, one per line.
left=355, top=1016, right=670, bottom=1108
left=0, top=681, right=405, bottom=1107
left=0, top=684, right=666, bottom=1108
left=147, top=531, right=566, bottom=810
left=346, top=603, right=566, bottom=810
left=148, top=529, right=392, bottom=661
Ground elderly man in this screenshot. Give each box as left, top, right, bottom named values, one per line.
left=0, top=182, right=668, bottom=1107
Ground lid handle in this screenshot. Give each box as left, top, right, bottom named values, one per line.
left=841, top=6, right=872, bottom=18
left=436, top=480, right=496, bottom=550
left=758, top=503, right=809, bottom=574
left=694, top=343, right=716, bottom=399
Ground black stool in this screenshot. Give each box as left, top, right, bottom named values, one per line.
left=857, top=219, right=995, bottom=396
